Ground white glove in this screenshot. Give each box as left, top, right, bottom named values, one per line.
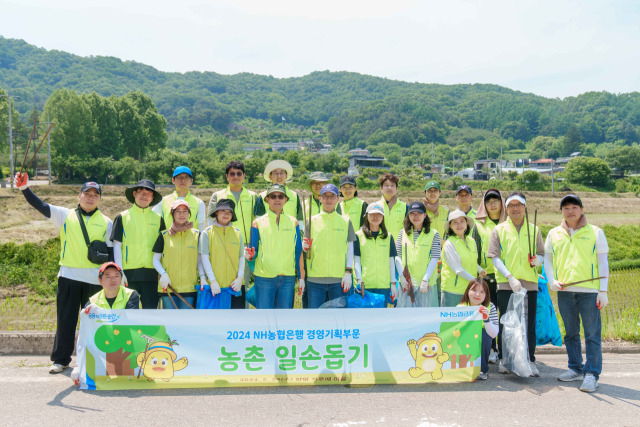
left=549, top=280, right=564, bottom=292
left=399, top=275, right=408, bottom=291
left=231, top=277, right=243, bottom=292
left=200, top=276, right=208, bottom=291
left=508, top=276, right=522, bottom=293
left=479, top=270, right=487, bottom=279
left=159, top=272, right=171, bottom=291
left=209, top=279, right=221, bottom=296
left=83, top=303, right=101, bottom=314
left=341, top=272, right=352, bottom=292
left=302, top=237, right=312, bottom=252
left=390, top=283, right=397, bottom=301
left=420, top=280, right=429, bottom=293
left=529, top=255, right=543, bottom=267
left=596, top=291, right=608, bottom=310
left=298, top=279, right=305, bottom=295
left=14, top=172, right=28, bottom=190
left=244, top=247, right=255, bottom=261
left=71, top=367, right=80, bottom=385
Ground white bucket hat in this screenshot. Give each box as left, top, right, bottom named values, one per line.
left=263, top=160, right=293, bottom=183
left=444, top=209, right=475, bottom=233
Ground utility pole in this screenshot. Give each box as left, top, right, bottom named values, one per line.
left=47, top=113, right=52, bottom=184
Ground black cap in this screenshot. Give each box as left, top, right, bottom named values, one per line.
left=560, top=194, right=583, bottom=208
left=484, top=189, right=501, bottom=200
left=125, top=179, right=163, bottom=206
left=339, top=175, right=358, bottom=197
left=456, top=185, right=472, bottom=196
left=81, top=182, right=101, bottom=196
left=407, top=201, right=426, bottom=214
left=210, top=198, right=238, bottom=222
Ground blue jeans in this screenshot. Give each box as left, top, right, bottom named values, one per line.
left=161, top=295, right=194, bottom=309
left=254, top=276, right=295, bottom=309
left=557, top=292, right=602, bottom=380
left=441, top=291, right=464, bottom=308
left=308, top=281, right=352, bottom=309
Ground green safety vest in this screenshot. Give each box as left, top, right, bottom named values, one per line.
left=161, top=191, right=202, bottom=228
left=548, top=224, right=601, bottom=290
left=474, top=219, right=498, bottom=274
left=207, top=224, right=243, bottom=288
left=462, top=207, right=477, bottom=220
left=441, top=235, right=478, bottom=295
left=426, top=205, right=449, bottom=251
left=158, top=228, right=200, bottom=293
left=356, top=230, right=392, bottom=289
left=215, top=187, right=255, bottom=241
left=255, top=210, right=299, bottom=278
left=260, top=186, right=299, bottom=218
left=120, top=205, right=162, bottom=270
left=340, top=198, right=365, bottom=231
left=90, top=285, right=137, bottom=309
left=59, top=209, right=110, bottom=269
left=494, top=217, right=539, bottom=284
left=308, top=210, right=350, bottom=279
left=401, top=228, right=436, bottom=285
left=381, top=197, right=407, bottom=241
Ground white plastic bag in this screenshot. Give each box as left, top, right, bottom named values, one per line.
left=500, top=288, right=533, bottom=378
left=396, top=279, right=439, bottom=308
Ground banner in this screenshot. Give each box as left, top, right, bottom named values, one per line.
left=76, top=307, right=483, bottom=390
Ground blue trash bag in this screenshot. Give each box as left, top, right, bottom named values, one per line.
left=535, top=270, right=563, bottom=347
left=347, top=290, right=386, bottom=308
left=245, top=285, right=256, bottom=308
left=195, top=285, right=241, bottom=309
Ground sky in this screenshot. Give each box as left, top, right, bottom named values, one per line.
left=1, top=0, right=639, bottom=99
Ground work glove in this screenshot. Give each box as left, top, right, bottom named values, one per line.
left=399, top=275, right=408, bottom=291
left=302, top=237, right=313, bottom=252
left=596, top=291, right=608, bottom=310
left=121, top=271, right=128, bottom=288
left=83, top=303, right=101, bottom=314
left=209, top=279, right=221, bottom=296
left=71, top=367, right=80, bottom=386
left=199, top=276, right=208, bottom=291
left=549, top=280, right=564, bottom=292
left=508, top=276, right=522, bottom=293
left=14, top=172, right=28, bottom=190
left=244, top=247, right=255, bottom=261
left=231, top=277, right=243, bottom=292
left=479, top=305, right=489, bottom=321
left=298, top=279, right=305, bottom=296
left=479, top=269, right=487, bottom=279
left=159, top=273, right=171, bottom=292
left=419, top=280, right=430, bottom=293
left=390, top=283, right=397, bottom=302
left=341, top=272, right=352, bottom=292
left=528, top=255, right=543, bottom=268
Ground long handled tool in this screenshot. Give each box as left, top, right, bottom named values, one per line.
left=525, top=207, right=532, bottom=259
left=239, top=195, right=248, bottom=244
left=307, top=194, right=313, bottom=260
left=167, top=284, right=194, bottom=309
left=249, top=195, right=254, bottom=250
left=562, top=277, right=607, bottom=288
left=403, top=242, right=415, bottom=304
left=532, top=209, right=538, bottom=258
left=137, top=334, right=155, bottom=379
left=19, top=123, right=55, bottom=176
left=18, top=118, right=38, bottom=176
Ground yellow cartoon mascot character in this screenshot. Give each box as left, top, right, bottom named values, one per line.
left=136, top=339, right=188, bottom=382
left=407, top=332, right=450, bottom=380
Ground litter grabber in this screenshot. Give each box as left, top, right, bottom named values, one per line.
left=167, top=284, right=194, bottom=309
left=19, top=122, right=55, bottom=176
left=307, top=193, right=313, bottom=259
left=559, top=277, right=607, bottom=288
left=403, top=243, right=415, bottom=304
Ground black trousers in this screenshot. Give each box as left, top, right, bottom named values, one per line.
left=128, top=281, right=159, bottom=309
left=231, top=285, right=246, bottom=309
left=481, top=329, right=492, bottom=374
left=51, top=277, right=101, bottom=366
left=485, top=274, right=498, bottom=352
left=497, top=289, right=538, bottom=363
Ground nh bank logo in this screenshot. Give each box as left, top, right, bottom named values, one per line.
left=90, top=312, right=121, bottom=323
left=186, top=245, right=197, bottom=250
left=440, top=310, right=474, bottom=318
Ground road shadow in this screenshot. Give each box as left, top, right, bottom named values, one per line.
left=48, top=370, right=104, bottom=413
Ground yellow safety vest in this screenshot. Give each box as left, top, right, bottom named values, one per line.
left=254, top=210, right=299, bottom=278
left=462, top=207, right=477, bottom=220
left=494, top=217, right=539, bottom=284
left=260, top=186, right=298, bottom=218
left=381, top=197, right=407, bottom=241
left=401, top=228, right=436, bottom=285
left=120, top=205, right=162, bottom=270
left=206, top=224, right=242, bottom=288
left=215, top=187, right=255, bottom=241
left=441, top=235, right=478, bottom=294
left=158, top=228, right=200, bottom=293
left=308, top=210, right=350, bottom=279
left=90, top=286, right=137, bottom=309
left=59, top=209, right=110, bottom=269
left=548, top=224, right=601, bottom=290
left=340, top=198, right=365, bottom=231
left=161, top=191, right=202, bottom=228
left=356, top=230, right=391, bottom=289
left=474, top=219, right=498, bottom=274
left=426, top=205, right=449, bottom=249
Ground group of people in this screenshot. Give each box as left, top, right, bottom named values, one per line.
left=14, top=159, right=609, bottom=393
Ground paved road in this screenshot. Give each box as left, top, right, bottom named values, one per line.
left=1, top=353, right=639, bottom=427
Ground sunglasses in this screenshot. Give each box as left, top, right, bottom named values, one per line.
left=269, top=194, right=286, bottom=200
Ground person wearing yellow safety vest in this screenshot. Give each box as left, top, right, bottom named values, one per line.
left=543, top=194, right=610, bottom=393
left=200, top=199, right=246, bottom=308
left=303, top=171, right=344, bottom=217
left=14, top=173, right=113, bottom=374
left=470, top=188, right=507, bottom=363
left=207, top=161, right=256, bottom=308
left=395, top=201, right=441, bottom=307
left=339, top=175, right=367, bottom=231
left=378, top=173, right=408, bottom=240
left=84, top=262, right=140, bottom=311
left=111, top=179, right=166, bottom=309
left=244, top=184, right=304, bottom=309
left=153, top=166, right=206, bottom=232
left=254, top=160, right=303, bottom=221
left=152, top=200, right=203, bottom=309
left=488, top=191, right=544, bottom=377
left=441, top=210, right=487, bottom=307
left=303, top=184, right=357, bottom=309
left=423, top=180, right=449, bottom=304
left=353, top=203, right=401, bottom=305
left=455, top=185, right=477, bottom=219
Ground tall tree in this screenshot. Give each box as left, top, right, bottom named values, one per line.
left=563, top=125, right=583, bottom=156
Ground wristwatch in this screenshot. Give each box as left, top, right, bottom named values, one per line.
left=345, top=267, right=352, bottom=273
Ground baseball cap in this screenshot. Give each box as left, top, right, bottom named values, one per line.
left=265, top=184, right=288, bottom=198
left=320, top=184, right=339, bottom=196
left=339, top=175, right=358, bottom=197
left=407, top=201, right=426, bottom=214
left=81, top=182, right=102, bottom=196
left=560, top=194, right=583, bottom=208
left=424, top=181, right=441, bottom=191
left=365, top=202, right=385, bottom=216
left=172, top=166, right=193, bottom=178
left=456, top=185, right=472, bottom=196
left=99, top=262, right=122, bottom=275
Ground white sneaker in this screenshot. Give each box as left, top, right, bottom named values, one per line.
left=498, top=361, right=510, bottom=374
left=580, top=373, right=598, bottom=393
left=477, top=372, right=488, bottom=380
left=529, top=362, right=540, bottom=377
left=558, top=369, right=583, bottom=382
left=488, top=349, right=499, bottom=364
left=49, top=363, right=69, bottom=374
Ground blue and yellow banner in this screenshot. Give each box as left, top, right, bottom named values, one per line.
left=76, top=307, right=483, bottom=390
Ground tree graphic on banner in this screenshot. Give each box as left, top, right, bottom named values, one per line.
left=439, top=321, right=482, bottom=369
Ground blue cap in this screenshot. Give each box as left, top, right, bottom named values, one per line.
left=320, top=184, right=339, bottom=196
left=173, top=166, right=193, bottom=178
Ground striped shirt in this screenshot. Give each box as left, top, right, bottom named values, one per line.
left=486, top=302, right=498, bottom=326
left=395, top=229, right=441, bottom=259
